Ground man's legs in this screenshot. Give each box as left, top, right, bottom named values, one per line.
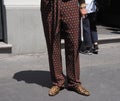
left=41, top=0, right=90, bottom=96
left=61, top=0, right=80, bottom=87
left=60, top=0, right=90, bottom=96
left=41, top=0, right=65, bottom=88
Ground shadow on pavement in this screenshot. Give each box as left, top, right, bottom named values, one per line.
left=13, top=70, right=52, bottom=88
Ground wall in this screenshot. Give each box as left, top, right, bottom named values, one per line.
left=4, top=0, right=40, bottom=6
left=3, top=0, right=47, bottom=54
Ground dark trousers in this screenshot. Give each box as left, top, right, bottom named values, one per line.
left=82, top=12, right=98, bottom=48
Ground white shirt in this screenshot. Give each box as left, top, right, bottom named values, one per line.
left=85, top=0, right=96, bottom=13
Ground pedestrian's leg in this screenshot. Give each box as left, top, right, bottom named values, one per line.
left=61, top=0, right=90, bottom=96
left=83, top=16, right=92, bottom=48
left=81, top=16, right=93, bottom=54
left=61, top=1, right=80, bottom=87
left=88, top=13, right=98, bottom=44
left=88, top=13, right=99, bottom=54
left=41, top=0, right=65, bottom=88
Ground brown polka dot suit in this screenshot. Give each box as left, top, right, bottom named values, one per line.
left=41, top=0, right=82, bottom=88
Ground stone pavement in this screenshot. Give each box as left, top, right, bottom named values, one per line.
left=0, top=25, right=120, bottom=101
left=97, top=25, right=120, bottom=44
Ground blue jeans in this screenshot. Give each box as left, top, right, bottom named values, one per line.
left=82, top=12, right=98, bottom=48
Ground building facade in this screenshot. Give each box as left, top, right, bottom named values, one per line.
left=1, top=0, right=46, bottom=54
left=1, top=0, right=119, bottom=54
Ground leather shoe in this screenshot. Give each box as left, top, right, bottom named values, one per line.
left=67, top=84, right=90, bottom=96
left=92, top=44, right=99, bottom=54
left=48, top=86, right=63, bottom=96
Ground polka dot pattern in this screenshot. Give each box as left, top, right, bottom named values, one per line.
left=41, top=0, right=81, bottom=87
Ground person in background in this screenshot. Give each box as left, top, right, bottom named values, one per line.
left=80, top=0, right=99, bottom=54
left=41, top=0, right=90, bottom=96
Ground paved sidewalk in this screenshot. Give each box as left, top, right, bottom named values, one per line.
left=0, top=25, right=120, bottom=101
left=0, top=42, right=120, bottom=101
left=97, top=25, right=120, bottom=43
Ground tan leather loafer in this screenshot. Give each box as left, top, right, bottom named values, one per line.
left=68, top=84, right=90, bottom=96
left=48, top=86, right=62, bottom=96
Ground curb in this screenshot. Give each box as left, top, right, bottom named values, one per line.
left=98, top=38, right=120, bottom=44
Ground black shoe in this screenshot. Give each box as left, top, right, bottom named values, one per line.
left=80, top=49, right=92, bottom=55
left=92, top=49, right=98, bottom=54
left=92, top=44, right=99, bottom=54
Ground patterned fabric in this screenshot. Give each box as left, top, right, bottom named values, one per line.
left=41, top=0, right=81, bottom=87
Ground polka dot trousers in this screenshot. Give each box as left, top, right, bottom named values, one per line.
left=41, top=0, right=81, bottom=87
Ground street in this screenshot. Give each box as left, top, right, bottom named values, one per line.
left=0, top=42, right=120, bottom=101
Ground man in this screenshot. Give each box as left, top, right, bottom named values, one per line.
left=41, top=0, right=90, bottom=96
